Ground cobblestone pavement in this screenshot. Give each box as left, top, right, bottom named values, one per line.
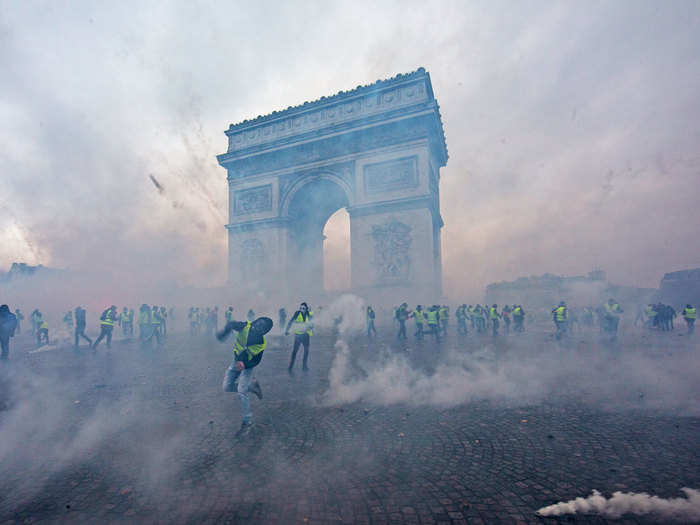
left=0, top=325, right=698, bottom=524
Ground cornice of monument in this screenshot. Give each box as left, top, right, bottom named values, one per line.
left=219, top=67, right=448, bottom=166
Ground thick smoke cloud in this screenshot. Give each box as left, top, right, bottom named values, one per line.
left=536, top=488, right=700, bottom=522
left=321, top=296, right=699, bottom=413
left=2, top=1, right=700, bottom=297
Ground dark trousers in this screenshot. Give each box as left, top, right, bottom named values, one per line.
left=0, top=336, right=9, bottom=360
left=686, top=319, right=695, bottom=334
left=491, top=318, right=499, bottom=336
left=457, top=318, right=468, bottom=335
left=75, top=324, right=92, bottom=347
left=415, top=323, right=424, bottom=339
left=427, top=323, right=441, bottom=341
left=289, top=333, right=310, bottom=370
left=397, top=320, right=406, bottom=339
left=514, top=317, right=524, bottom=332
left=93, top=325, right=113, bottom=349
left=367, top=320, right=376, bottom=337
left=555, top=320, right=567, bottom=340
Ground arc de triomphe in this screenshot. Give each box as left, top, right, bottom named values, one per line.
left=217, top=68, right=448, bottom=304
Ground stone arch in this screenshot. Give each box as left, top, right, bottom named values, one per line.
left=218, top=69, right=448, bottom=302
left=279, top=171, right=353, bottom=219
left=280, top=173, right=352, bottom=293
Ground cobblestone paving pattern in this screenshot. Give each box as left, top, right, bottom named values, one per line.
left=0, top=325, right=698, bottom=524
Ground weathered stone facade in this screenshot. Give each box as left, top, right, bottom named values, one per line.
left=217, top=68, right=448, bottom=303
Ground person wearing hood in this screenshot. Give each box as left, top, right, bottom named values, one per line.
left=0, top=305, right=18, bottom=360
left=74, top=306, right=92, bottom=349
left=93, top=305, right=117, bottom=351
left=217, top=316, right=271, bottom=438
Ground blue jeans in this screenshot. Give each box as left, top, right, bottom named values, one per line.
left=222, top=365, right=253, bottom=423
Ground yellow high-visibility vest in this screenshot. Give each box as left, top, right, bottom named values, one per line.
left=555, top=306, right=567, bottom=322
left=233, top=321, right=266, bottom=360
left=100, top=310, right=115, bottom=326
left=683, top=307, right=696, bottom=320
left=293, top=311, right=313, bottom=336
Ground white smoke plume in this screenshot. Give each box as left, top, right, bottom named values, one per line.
left=313, top=294, right=366, bottom=335
left=536, top=488, right=700, bottom=522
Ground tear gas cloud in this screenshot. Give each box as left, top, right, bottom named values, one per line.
left=536, top=488, right=700, bottom=522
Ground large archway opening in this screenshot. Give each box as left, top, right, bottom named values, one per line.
left=286, top=177, right=350, bottom=295
left=323, top=208, right=350, bottom=291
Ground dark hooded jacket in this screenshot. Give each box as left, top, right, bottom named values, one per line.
left=0, top=305, right=18, bottom=338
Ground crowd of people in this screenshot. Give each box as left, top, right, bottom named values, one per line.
left=1, top=296, right=696, bottom=439
left=374, top=303, right=527, bottom=340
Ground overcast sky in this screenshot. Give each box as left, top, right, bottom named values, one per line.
left=1, top=0, right=699, bottom=298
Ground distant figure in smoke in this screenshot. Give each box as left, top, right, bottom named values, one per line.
left=247, top=309, right=255, bottom=322
left=0, top=305, right=18, bottom=360
left=31, top=310, right=44, bottom=344
left=412, top=305, right=425, bottom=339
left=455, top=304, right=468, bottom=335
left=138, top=304, right=153, bottom=346
left=501, top=305, right=511, bottom=334
left=278, top=308, right=286, bottom=334
left=553, top=301, right=568, bottom=340
left=217, top=316, right=269, bottom=438
left=512, top=305, right=525, bottom=332
left=30, top=309, right=41, bottom=336
left=396, top=303, right=410, bottom=340
left=120, top=307, right=127, bottom=335
left=426, top=305, right=441, bottom=341
left=93, top=305, right=117, bottom=350
left=160, top=306, right=168, bottom=337
left=602, top=298, right=623, bottom=339
left=151, top=306, right=163, bottom=343
left=129, top=308, right=135, bottom=335
left=473, top=305, right=485, bottom=333
left=439, top=305, right=449, bottom=336
left=682, top=304, right=696, bottom=334
left=225, top=306, right=234, bottom=325
left=285, top=302, right=313, bottom=373
left=366, top=306, right=377, bottom=337
left=74, top=306, right=92, bottom=349
left=63, top=310, right=73, bottom=332
left=37, top=319, right=49, bottom=346
left=14, top=309, right=23, bottom=333
left=489, top=304, right=501, bottom=336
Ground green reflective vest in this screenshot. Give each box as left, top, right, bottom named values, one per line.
left=605, top=303, right=621, bottom=315
left=426, top=310, right=438, bottom=325
left=414, top=310, right=424, bottom=323
left=100, top=309, right=115, bottom=326
left=683, top=307, right=696, bottom=320
left=555, top=306, right=567, bottom=322
left=233, top=321, right=266, bottom=360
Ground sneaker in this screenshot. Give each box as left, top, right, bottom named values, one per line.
left=235, top=421, right=254, bottom=438
left=250, top=380, right=263, bottom=400
left=302, top=365, right=309, bottom=372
